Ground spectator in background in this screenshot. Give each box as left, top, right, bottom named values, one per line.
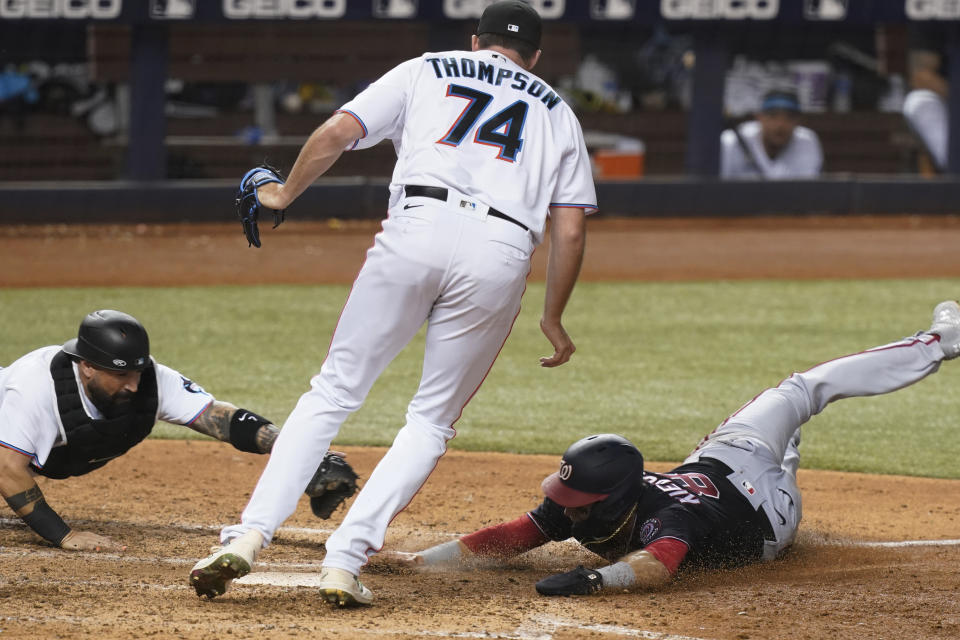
left=720, top=90, right=823, bottom=180
left=0, top=66, right=38, bottom=130
left=902, top=24, right=948, bottom=173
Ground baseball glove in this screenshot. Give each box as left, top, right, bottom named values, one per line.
left=236, top=164, right=286, bottom=248
left=305, top=451, right=360, bottom=519
left=535, top=565, right=604, bottom=596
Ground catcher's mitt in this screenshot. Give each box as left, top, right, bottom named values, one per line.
left=535, top=565, right=604, bottom=596
left=236, top=164, right=286, bottom=248
left=305, top=451, right=360, bottom=519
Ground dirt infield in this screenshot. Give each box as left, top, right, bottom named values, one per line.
left=1, top=442, right=958, bottom=640
left=2, top=216, right=960, bottom=639
left=3, top=214, right=960, bottom=287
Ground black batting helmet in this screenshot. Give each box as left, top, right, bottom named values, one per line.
left=62, top=310, right=150, bottom=372
left=541, top=434, right=644, bottom=507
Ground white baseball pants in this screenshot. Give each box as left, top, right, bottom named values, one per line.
left=222, top=192, right=534, bottom=575
left=684, top=333, right=945, bottom=559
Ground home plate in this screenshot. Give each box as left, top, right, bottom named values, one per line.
left=235, top=572, right=325, bottom=587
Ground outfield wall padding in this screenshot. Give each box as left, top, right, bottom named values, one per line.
left=5, top=177, right=960, bottom=224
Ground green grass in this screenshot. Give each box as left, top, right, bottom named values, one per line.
left=2, top=279, right=958, bottom=478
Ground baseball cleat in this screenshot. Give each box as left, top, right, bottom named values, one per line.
left=317, top=567, right=373, bottom=607
left=188, top=529, right=263, bottom=598
left=929, top=300, right=960, bottom=360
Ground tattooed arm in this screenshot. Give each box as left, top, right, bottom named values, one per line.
left=186, top=401, right=279, bottom=454
left=0, top=446, right=121, bottom=550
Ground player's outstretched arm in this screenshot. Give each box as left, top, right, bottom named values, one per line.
left=256, top=112, right=365, bottom=211
left=618, top=548, right=674, bottom=588
left=382, top=539, right=476, bottom=568
left=185, top=402, right=359, bottom=518
left=0, top=446, right=122, bottom=551
left=385, top=514, right=550, bottom=568
left=540, top=206, right=586, bottom=368
left=186, top=401, right=279, bottom=454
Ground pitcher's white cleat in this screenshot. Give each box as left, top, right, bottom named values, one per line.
left=317, top=567, right=374, bottom=607
left=189, top=529, right=264, bottom=598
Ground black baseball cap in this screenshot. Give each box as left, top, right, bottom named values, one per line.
left=477, top=1, right=542, bottom=49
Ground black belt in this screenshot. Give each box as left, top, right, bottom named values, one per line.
left=403, top=185, right=529, bottom=232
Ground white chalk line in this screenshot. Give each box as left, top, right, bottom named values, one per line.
left=0, top=611, right=709, bottom=640
left=0, top=577, right=181, bottom=592
left=0, top=517, right=340, bottom=537
left=0, top=545, right=328, bottom=571
left=322, top=617, right=712, bottom=640
left=4, top=517, right=958, bottom=549
left=847, top=538, right=960, bottom=548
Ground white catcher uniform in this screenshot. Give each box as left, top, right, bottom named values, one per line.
left=720, top=120, right=823, bottom=180
left=221, top=48, right=597, bottom=575
left=0, top=346, right=213, bottom=468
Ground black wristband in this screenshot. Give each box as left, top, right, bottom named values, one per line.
left=229, top=409, right=272, bottom=453
left=21, top=499, right=71, bottom=546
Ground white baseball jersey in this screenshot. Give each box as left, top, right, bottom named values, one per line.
left=338, top=48, right=597, bottom=243
left=0, top=346, right=213, bottom=469
left=222, top=48, right=596, bottom=576
left=720, top=120, right=823, bottom=180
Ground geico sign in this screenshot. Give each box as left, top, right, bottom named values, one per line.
left=223, top=0, right=346, bottom=18
left=661, top=0, right=779, bottom=19
left=443, top=0, right=564, bottom=20
left=906, top=0, right=960, bottom=18
left=0, top=0, right=121, bottom=18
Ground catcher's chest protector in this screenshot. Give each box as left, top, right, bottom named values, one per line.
left=38, top=351, right=158, bottom=479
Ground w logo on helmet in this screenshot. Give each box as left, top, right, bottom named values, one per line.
left=558, top=461, right=573, bottom=480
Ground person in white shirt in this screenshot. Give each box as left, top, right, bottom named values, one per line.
left=902, top=24, right=949, bottom=173
left=0, top=310, right=349, bottom=552
left=189, top=0, right=596, bottom=607
left=721, top=90, right=823, bottom=179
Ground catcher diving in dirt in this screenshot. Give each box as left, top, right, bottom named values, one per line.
left=0, top=310, right=358, bottom=552
left=393, top=301, right=960, bottom=596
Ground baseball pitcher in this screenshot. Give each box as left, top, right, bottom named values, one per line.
left=190, top=0, right=597, bottom=606
left=392, top=301, right=960, bottom=595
